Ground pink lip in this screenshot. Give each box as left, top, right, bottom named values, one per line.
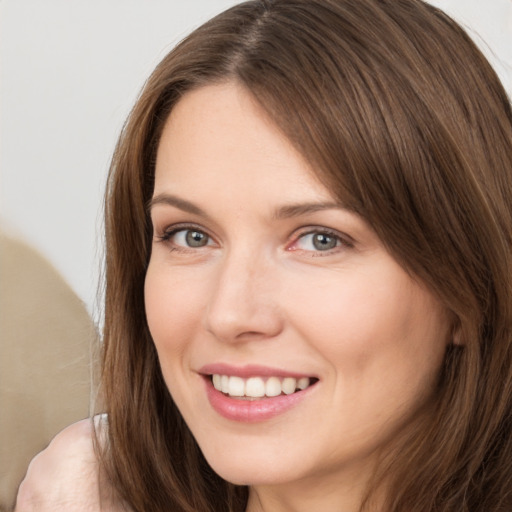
left=199, top=363, right=314, bottom=379
left=199, top=364, right=318, bottom=423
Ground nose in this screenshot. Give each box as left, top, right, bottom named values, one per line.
left=204, top=250, right=284, bottom=343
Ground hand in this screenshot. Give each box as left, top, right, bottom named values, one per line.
left=15, top=419, right=104, bottom=512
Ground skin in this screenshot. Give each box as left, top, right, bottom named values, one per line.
left=14, top=418, right=129, bottom=512
left=145, top=82, right=452, bottom=512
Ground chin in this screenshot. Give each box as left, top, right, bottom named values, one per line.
left=197, top=438, right=311, bottom=487
left=210, top=462, right=297, bottom=487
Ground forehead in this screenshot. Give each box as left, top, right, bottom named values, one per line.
left=153, top=82, right=335, bottom=205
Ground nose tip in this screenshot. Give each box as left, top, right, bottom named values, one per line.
left=203, top=256, right=283, bottom=344
left=205, top=303, right=282, bottom=343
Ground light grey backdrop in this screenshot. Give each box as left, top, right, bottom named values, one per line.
left=1, top=0, right=511, bottom=314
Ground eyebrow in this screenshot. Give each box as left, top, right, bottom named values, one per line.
left=148, top=193, right=209, bottom=217
left=148, top=193, right=347, bottom=219
left=272, top=201, right=347, bottom=220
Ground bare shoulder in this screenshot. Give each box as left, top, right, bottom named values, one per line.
left=15, top=417, right=129, bottom=512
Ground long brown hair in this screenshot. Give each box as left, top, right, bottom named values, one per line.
left=98, top=1, right=512, bottom=510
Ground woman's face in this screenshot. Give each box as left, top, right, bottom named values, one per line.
left=145, top=82, right=451, bottom=491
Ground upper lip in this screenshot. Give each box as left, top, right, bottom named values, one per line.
left=198, top=363, right=316, bottom=379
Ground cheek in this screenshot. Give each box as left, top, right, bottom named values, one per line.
left=284, top=270, right=393, bottom=356
left=144, top=264, right=208, bottom=359
left=286, top=267, right=449, bottom=393
left=293, top=274, right=449, bottom=449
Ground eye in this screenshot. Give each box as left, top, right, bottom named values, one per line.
left=298, top=232, right=339, bottom=251
left=289, top=229, right=349, bottom=254
left=177, top=229, right=210, bottom=248
left=158, top=227, right=214, bottom=249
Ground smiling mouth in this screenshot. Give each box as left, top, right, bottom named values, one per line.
left=210, top=374, right=318, bottom=399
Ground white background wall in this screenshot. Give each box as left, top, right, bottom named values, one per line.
left=1, top=0, right=511, bottom=315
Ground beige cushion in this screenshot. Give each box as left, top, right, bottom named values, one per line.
left=0, top=233, right=95, bottom=511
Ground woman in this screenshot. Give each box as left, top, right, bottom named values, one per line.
left=15, top=0, right=512, bottom=511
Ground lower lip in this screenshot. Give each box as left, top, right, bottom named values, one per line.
left=204, top=377, right=316, bottom=423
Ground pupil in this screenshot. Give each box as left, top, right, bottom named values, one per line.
left=186, top=231, right=207, bottom=247
left=313, top=233, right=336, bottom=250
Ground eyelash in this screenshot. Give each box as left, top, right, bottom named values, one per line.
left=288, top=228, right=353, bottom=255
left=155, top=224, right=353, bottom=255
left=156, top=223, right=214, bottom=252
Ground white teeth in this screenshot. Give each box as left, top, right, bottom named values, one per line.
left=297, top=377, right=310, bottom=390
left=246, top=377, right=266, bottom=397
left=221, top=375, right=230, bottom=394
left=211, top=374, right=314, bottom=398
left=228, top=376, right=245, bottom=397
left=265, top=377, right=282, bottom=397
left=212, top=374, right=222, bottom=390
left=282, top=377, right=297, bottom=395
